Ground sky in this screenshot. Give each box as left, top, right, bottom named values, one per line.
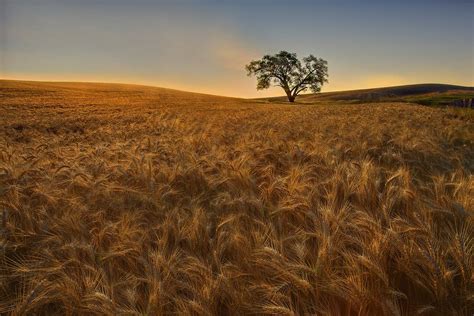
left=1, top=0, right=473, bottom=97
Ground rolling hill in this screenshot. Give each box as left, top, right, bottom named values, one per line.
left=0, top=80, right=473, bottom=315
left=263, top=83, right=474, bottom=106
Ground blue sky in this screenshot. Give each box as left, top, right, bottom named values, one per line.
left=1, top=0, right=473, bottom=97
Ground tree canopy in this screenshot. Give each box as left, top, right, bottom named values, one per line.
left=246, top=51, right=328, bottom=102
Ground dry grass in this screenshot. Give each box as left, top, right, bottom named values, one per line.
left=0, top=80, right=473, bottom=315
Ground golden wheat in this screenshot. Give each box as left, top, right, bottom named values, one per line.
left=0, top=80, right=473, bottom=315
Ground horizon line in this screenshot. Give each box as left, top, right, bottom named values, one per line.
left=1, top=77, right=473, bottom=99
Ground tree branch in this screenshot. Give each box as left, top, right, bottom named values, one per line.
left=290, top=69, right=316, bottom=94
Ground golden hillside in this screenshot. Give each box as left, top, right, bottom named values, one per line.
left=0, top=80, right=473, bottom=315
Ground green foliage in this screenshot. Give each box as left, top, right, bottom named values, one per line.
left=405, top=93, right=474, bottom=106
left=246, top=51, right=328, bottom=102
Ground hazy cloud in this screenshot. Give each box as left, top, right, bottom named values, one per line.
left=210, top=34, right=260, bottom=71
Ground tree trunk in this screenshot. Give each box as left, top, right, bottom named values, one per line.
left=283, top=87, right=294, bottom=103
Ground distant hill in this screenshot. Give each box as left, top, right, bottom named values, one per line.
left=2, top=80, right=473, bottom=107
left=264, top=84, right=474, bottom=106
left=0, top=79, right=236, bottom=101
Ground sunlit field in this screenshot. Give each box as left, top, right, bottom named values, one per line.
left=0, top=80, right=473, bottom=315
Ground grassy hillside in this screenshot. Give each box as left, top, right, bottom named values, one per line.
left=0, top=80, right=473, bottom=315
left=264, top=83, right=474, bottom=106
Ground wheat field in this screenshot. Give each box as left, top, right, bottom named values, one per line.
left=0, top=80, right=473, bottom=315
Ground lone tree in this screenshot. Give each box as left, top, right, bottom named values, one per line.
left=246, top=51, right=328, bottom=102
